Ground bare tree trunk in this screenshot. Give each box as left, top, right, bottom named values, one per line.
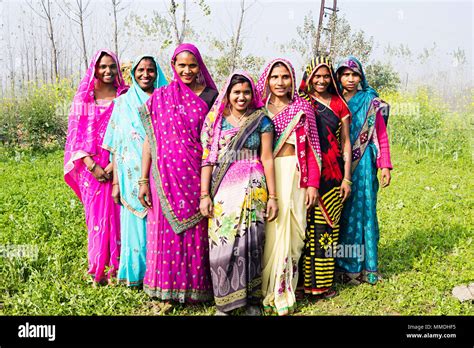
left=111, top=0, right=120, bottom=54
left=169, top=0, right=187, bottom=45
left=78, top=0, right=90, bottom=70
left=230, top=0, right=246, bottom=72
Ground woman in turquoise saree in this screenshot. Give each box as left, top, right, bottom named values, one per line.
left=102, top=55, right=168, bottom=286
left=335, top=56, right=392, bottom=285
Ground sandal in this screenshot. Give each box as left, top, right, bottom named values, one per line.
left=312, top=288, right=337, bottom=300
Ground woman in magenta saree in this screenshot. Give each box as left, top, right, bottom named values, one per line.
left=138, top=43, right=218, bottom=303
left=64, top=49, right=128, bottom=285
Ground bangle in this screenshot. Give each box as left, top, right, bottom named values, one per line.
left=343, top=178, right=352, bottom=186
left=88, top=161, right=96, bottom=172
left=268, top=194, right=278, bottom=201
left=199, top=194, right=210, bottom=200
left=112, top=183, right=119, bottom=186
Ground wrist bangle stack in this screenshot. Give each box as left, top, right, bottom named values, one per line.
left=199, top=194, right=210, bottom=200
left=343, top=178, right=353, bottom=186
left=138, top=178, right=149, bottom=186
left=268, top=194, right=278, bottom=201
left=88, top=161, right=96, bottom=172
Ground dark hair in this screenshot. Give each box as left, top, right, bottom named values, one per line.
left=96, top=52, right=113, bottom=66
left=136, top=57, right=157, bottom=71
left=226, top=74, right=252, bottom=99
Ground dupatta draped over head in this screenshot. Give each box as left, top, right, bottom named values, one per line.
left=103, top=55, right=168, bottom=217
left=139, top=43, right=217, bottom=234
left=201, top=70, right=264, bottom=166
left=298, top=55, right=350, bottom=227
left=256, top=58, right=322, bottom=188
left=64, top=49, right=128, bottom=200
left=201, top=70, right=266, bottom=195
left=336, top=56, right=391, bottom=172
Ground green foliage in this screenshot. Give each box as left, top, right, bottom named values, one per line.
left=365, top=61, right=401, bottom=93
left=382, top=88, right=471, bottom=161
left=285, top=13, right=374, bottom=67
left=0, top=80, right=75, bottom=151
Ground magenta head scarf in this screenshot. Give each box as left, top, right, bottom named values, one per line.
left=256, top=58, right=322, bottom=184
left=139, top=43, right=217, bottom=234
left=171, top=43, right=217, bottom=91
left=201, top=70, right=264, bottom=166
left=64, top=49, right=128, bottom=199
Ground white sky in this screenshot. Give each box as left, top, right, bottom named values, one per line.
left=0, top=0, right=472, bottom=86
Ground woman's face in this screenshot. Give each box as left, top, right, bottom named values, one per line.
left=339, top=67, right=361, bottom=92
left=95, top=54, right=118, bottom=84
left=228, top=82, right=252, bottom=113
left=310, top=66, right=332, bottom=94
left=268, top=64, right=292, bottom=98
left=134, top=58, right=157, bottom=93
left=174, top=51, right=200, bottom=85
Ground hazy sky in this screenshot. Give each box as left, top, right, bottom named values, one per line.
left=1, top=0, right=472, bottom=84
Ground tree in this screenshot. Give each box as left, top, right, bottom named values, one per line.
left=58, top=0, right=92, bottom=70
left=111, top=0, right=127, bottom=55
left=204, top=0, right=264, bottom=84
left=27, top=0, right=60, bottom=82
left=364, top=61, right=401, bottom=93
left=285, top=12, right=374, bottom=68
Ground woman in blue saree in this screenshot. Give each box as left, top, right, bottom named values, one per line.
left=335, top=56, right=392, bottom=285
left=102, top=55, right=168, bottom=286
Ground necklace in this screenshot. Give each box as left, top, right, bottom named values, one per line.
left=230, top=108, right=249, bottom=124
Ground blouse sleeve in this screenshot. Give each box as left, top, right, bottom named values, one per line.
left=374, top=108, right=393, bottom=169
left=259, top=115, right=274, bottom=133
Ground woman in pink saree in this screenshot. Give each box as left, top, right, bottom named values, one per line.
left=138, top=43, right=218, bottom=303
left=64, top=49, right=128, bottom=285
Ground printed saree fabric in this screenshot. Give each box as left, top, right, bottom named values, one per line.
left=335, top=56, right=393, bottom=285
left=201, top=71, right=273, bottom=312
left=256, top=58, right=322, bottom=315
left=64, top=49, right=128, bottom=283
left=298, top=56, right=350, bottom=294
left=139, top=43, right=217, bottom=302
left=102, top=54, right=168, bottom=286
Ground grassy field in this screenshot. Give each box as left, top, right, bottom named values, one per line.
left=0, top=141, right=472, bottom=316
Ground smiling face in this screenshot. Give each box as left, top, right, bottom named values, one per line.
left=174, top=51, right=200, bottom=85
left=134, top=58, right=157, bottom=94
left=310, top=66, right=332, bottom=94
left=268, top=64, right=292, bottom=99
left=339, top=67, right=361, bottom=92
left=95, top=54, right=118, bottom=85
left=228, top=81, right=253, bottom=114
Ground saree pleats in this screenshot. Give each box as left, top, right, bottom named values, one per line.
left=209, top=159, right=267, bottom=312
left=262, top=156, right=306, bottom=315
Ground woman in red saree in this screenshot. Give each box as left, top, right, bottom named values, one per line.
left=298, top=56, right=352, bottom=298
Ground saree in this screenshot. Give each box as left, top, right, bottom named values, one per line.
left=138, top=43, right=217, bottom=302
left=335, top=56, right=393, bottom=285
left=256, top=58, right=322, bottom=315
left=298, top=56, right=351, bottom=295
left=201, top=70, right=272, bottom=313
left=102, top=55, right=168, bottom=286
left=64, top=49, right=128, bottom=283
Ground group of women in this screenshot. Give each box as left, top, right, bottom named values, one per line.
left=64, top=43, right=392, bottom=316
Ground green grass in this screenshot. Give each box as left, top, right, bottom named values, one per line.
left=0, top=143, right=472, bottom=316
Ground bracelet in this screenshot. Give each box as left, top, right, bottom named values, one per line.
left=88, top=161, right=96, bottom=172
left=199, top=194, right=210, bottom=200
left=112, top=183, right=119, bottom=186
left=343, top=178, right=352, bottom=186
left=268, top=195, right=278, bottom=201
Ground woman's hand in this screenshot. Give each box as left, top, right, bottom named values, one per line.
left=91, top=165, right=111, bottom=183
left=305, top=186, right=319, bottom=209
left=138, top=184, right=152, bottom=208
left=380, top=168, right=391, bottom=188
left=104, top=162, right=113, bottom=179
left=199, top=196, right=213, bottom=218
left=112, top=183, right=120, bottom=204
left=340, top=181, right=352, bottom=203
left=266, top=198, right=279, bottom=222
